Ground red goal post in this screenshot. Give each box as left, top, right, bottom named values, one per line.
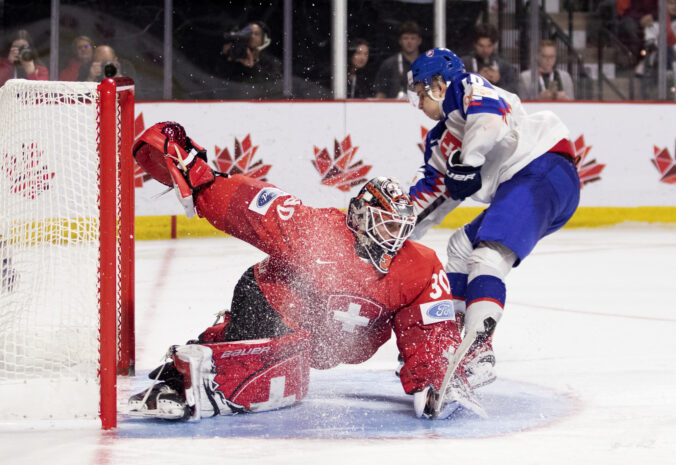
left=0, top=77, right=135, bottom=430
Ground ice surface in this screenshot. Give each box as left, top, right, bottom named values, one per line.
left=1, top=225, right=675, bottom=465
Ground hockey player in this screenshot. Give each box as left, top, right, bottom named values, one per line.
left=128, top=121, right=486, bottom=422
left=406, top=48, right=580, bottom=388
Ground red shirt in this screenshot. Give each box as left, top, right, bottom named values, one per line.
left=195, top=174, right=460, bottom=394
left=59, top=58, right=82, bottom=81
left=0, top=58, right=48, bottom=87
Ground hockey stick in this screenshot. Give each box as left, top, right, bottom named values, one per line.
left=430, top=317, right=496, bottom=418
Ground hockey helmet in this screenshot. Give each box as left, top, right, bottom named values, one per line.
left=347, top=177, right=417, bottom=274
left=133, top=121, right=207, bottom=187
left=407, top=48, right=465, bottom=106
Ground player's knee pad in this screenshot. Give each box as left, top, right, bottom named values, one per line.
left=445, top=227, right=473, bottom=274
left=467, top=241, right=517, bottom=283
left=172, top=331, right=311, bottom=420
left=446, top=227, right=473, bottom=312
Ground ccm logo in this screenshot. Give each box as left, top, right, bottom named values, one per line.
left=220, top=346, right=271, bottom=358
left=447, top=172, right=476, bottom=181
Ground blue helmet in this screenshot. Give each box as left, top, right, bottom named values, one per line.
left=409, top=48, right=465, bottom=88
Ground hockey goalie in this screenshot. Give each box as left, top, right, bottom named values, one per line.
left=128, top=122, right=488, bottom=422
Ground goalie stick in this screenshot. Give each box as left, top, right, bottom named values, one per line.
left=430, top=316, right=496, bottom=419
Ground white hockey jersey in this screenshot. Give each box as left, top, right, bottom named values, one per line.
left=409, top=72, right=573, bottom=238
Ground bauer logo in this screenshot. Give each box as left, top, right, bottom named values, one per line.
left=249, top=187, right=287, bottom=215
left=420, top=300, right=455, bottom=326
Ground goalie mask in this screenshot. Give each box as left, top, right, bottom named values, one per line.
left=347, top=177, right=417, bottom=274
left=133, top=121, right=207, bottom=187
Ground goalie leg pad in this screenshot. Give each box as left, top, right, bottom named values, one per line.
left=171, top=330, right=311, bottom=420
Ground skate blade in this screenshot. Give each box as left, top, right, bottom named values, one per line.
left=127, top=401, right=189, bottom=421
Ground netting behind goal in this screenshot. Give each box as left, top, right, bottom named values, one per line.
left=0, top=79, right=135, bottom=428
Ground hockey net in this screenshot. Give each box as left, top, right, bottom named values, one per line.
left=0, top=78, right=135, bottom=429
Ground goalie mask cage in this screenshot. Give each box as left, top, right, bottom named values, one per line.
left=0, top=78, right=135, bottom=430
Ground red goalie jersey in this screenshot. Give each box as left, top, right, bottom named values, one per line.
left=195, top=174, right=460, bottom=394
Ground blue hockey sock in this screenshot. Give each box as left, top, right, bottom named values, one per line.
left=466, top=275, right=506, bottom=309
left=447, top=272, right=467, bottom=302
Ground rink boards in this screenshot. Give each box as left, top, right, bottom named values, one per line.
left=131, top=100, right=676, bottom=238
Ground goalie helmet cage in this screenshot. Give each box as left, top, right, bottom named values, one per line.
left=0, top=78, right=135, bottom=430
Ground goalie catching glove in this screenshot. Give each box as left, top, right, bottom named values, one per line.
left=133, top=121, right=218, bottom=217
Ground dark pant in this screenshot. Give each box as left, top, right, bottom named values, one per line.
left=224, top=266, right=293, bottom=341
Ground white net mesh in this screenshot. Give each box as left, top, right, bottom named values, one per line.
left=0, top=80, right=104, bottom=420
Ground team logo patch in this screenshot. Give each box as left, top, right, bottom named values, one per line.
left=420, top=300, right=455, bottom=325
left=249, top=187, right=287, bottom=215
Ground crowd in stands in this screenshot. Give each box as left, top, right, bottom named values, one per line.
left=3, top=10, right=676, bottom=101
left=0, top=29, right=126, bottom=89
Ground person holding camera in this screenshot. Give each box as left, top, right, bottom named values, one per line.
left=216, top=21, right=283, bottom=99
left=78, top=45, right=122, bottom=82
left=0, top=29, right=48, bottom=88
left=59, top=35, right=94, bottom=81
left=518, top=40, right=574, bottom=100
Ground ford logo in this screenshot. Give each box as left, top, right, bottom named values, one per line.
left=426, top=301, right=454, bottom=319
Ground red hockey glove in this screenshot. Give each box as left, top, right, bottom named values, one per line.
left=133, top=121, right=216, bottom=217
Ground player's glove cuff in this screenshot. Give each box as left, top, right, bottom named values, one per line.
left=444, top=163, right=482, bottom=201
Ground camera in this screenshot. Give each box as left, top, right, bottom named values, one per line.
left=102, top=61, right=119, bottom=78
left=17, top=45, right=34, bottom=62
left=223, top=27, right=253, bottom=61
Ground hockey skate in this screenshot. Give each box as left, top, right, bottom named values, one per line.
left=464, top=338, right=496, bottom=390
left=127, top=382, right=190, bottom=421
left=414, top=371, right=487, bottom=419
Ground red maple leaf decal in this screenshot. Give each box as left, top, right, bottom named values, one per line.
left=3, top=142, right=55, bottom=199
left=574, top=135, right=605, bottom=188
left=132, top=112, right=152, bottom=187
left=311, top=135, right=372, bottom=192
left=651, top=142, right=676, bottom=184
left=211, top=134, right=271, bottom=181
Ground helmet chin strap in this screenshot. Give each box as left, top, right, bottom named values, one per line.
left=425, top=80, right=449, bottom=115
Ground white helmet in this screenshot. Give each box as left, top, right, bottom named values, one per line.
left=346, top=177, right=417, bottom=273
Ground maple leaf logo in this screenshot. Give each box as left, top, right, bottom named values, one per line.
left=211, top=134, right=271, bottom=180
left=311, top=135, right=372, bottom=192
left=573, top=135, right=604, bottom=188
left=133, top=112, right=152, bottom=188
left=651, top=141, right=676, bottom=184
left=3, top=142, right=55, bottom=199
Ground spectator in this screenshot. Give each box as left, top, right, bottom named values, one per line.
left=78, top=45, right=122, bottom=82
left=347, top=38, right=374, bottom=98
left=616, top=0, right=658, bottom=65
left=0, top=29, right=48, bottom=88
left=633, top=0, right=676, bottom=98
left=461, top=24, right=518, bottom=94
left=59, top=35, right=94, bottom=81
left=216, top=21, right=283, bottom=99
left=518, top=40, right=575, bottom=100
left=374, top=20, right=422, bottom=99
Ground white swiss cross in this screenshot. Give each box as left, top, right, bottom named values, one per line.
left=249, top=376, right=297, bottom=411
left=333, top=303, right=370, bottom=332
